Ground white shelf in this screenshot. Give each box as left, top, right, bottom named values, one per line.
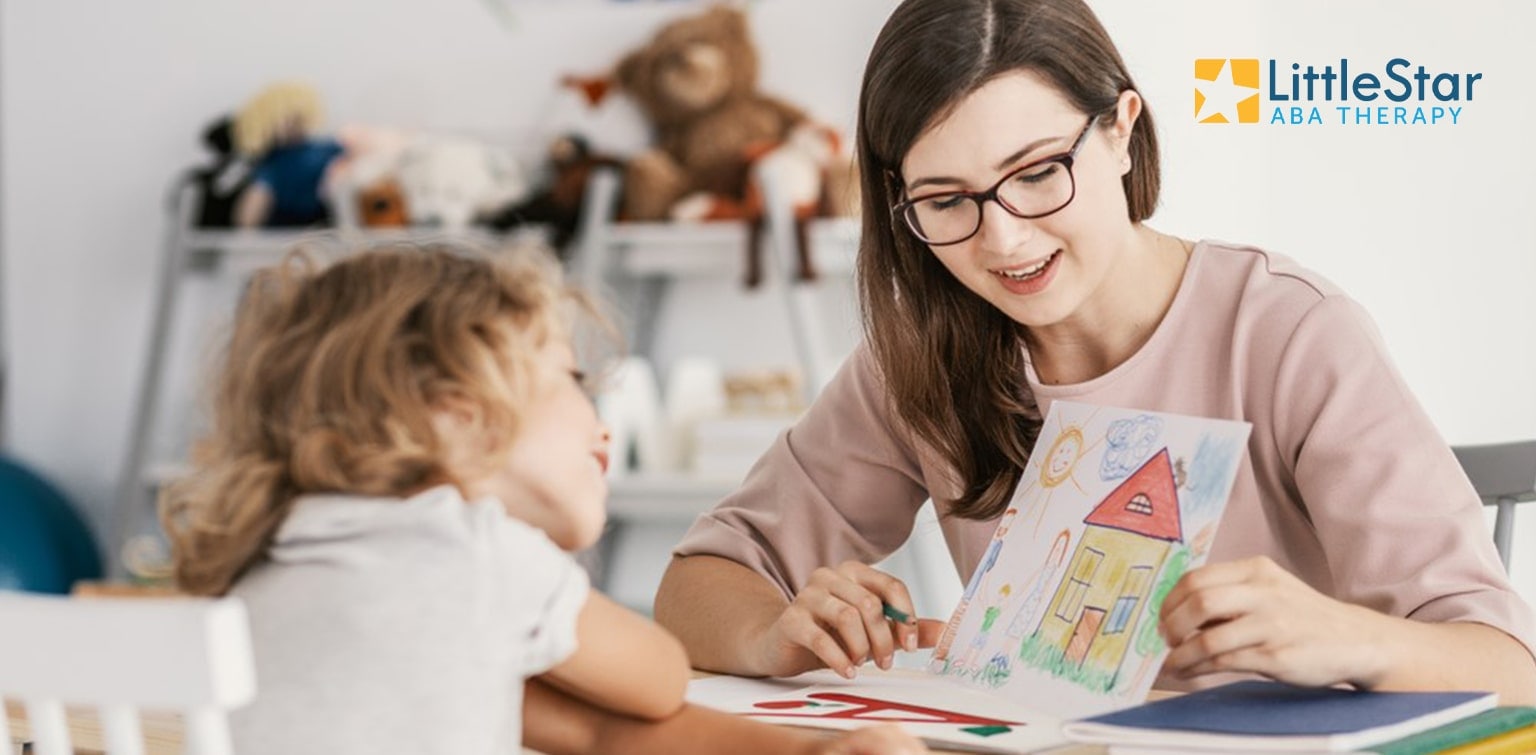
left=616, top=216, right=858, bottom=277
left=605, top=472, right=737, bottom=521
left=178, top=226, right=548, bottom=265
left=173, top=217, right=859, bottom=279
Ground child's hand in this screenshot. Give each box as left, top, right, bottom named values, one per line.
left=811, top=724, right=931, bottom=754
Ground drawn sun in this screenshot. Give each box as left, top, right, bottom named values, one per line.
left=1018, top=411, right=1103, bottom=533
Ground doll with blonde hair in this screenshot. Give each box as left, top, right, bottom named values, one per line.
left=231, top=81, right=344, bottom=227
left=162, top=240, right=926, bottom=755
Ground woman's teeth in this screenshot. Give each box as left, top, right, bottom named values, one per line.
left=997, top=252, right=1055, bottom=280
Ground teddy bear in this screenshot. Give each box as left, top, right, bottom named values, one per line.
left=614, top=4, right=860, bottom=286
left=615, top=5, right=805, bottom=222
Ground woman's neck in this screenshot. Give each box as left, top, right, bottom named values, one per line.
left=1024, top=226, right=1192, bottom=386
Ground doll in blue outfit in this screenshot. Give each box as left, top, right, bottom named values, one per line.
left=232, top=82, right=345, bottom=228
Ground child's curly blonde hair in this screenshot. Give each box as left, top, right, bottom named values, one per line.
left=161, top=240, right=595, bottom=596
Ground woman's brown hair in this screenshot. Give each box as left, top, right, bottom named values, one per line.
left=160, top=241, right=581, bottom=595
left=855, top=0, right=1160, bottom=520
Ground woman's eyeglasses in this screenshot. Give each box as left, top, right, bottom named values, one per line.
left=893, top=115, right=1099, bottom=246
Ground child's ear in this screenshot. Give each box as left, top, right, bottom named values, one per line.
left=430, top=393, right=481, bottom=430
left=430, top=394, right=494, bottom=466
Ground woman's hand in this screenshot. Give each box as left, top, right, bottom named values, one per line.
left=1159, top=556, right=1393, bottom=688
left=807, top=724, right=931, bottom=754
left=751, top=561, right=944, bottom=678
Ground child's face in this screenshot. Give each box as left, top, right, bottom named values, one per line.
left=481, top=338, right=611, bottom=551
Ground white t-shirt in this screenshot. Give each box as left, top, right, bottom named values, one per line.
left=229, top=484, right=589, bottom=754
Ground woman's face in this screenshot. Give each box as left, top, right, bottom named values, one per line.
left=899, top=71, right=1137, bottom=331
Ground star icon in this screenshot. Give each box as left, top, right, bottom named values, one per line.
left=1194, top=59, right=1259, bottom=123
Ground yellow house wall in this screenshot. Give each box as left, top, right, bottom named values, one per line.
left=1037, top=526, right=1171, bottom=672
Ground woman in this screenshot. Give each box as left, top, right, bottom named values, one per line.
left=653, top=0, right=1536, bottom=701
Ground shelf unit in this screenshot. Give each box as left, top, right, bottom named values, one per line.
left=566, top=166, right=860, bottom=591
left=111, top=169, right=861, bottom=589
left=569, top=167, right=856, bottom=404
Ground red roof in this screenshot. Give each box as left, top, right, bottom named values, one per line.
left=1083, top=448, right=1183, bottom=542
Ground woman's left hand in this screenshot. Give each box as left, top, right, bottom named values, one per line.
left=1159, top=556, right=1394, bottom=688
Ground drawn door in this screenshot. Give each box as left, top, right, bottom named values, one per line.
left=1065, top=607, right=1105, bottom=664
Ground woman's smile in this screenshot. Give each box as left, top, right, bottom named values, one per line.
left=991, top=249, right=1062, bottom=295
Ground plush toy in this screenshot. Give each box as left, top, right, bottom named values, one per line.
left=356, top=179, right=409, bottom=227
left=615, top=6, right=807, bottom=222
left=394, top=136, right=531, bottom=230
left=232, top=82, right=345, bottom=228
left=486, top=133, right=623, bottom=254
left=614, top=5, right=861, bottom=287
left=733, top=123, right=861, bottom=287
left=321, top=124, right=415, bottom=228
left=184, top=116, right=253, bottom=228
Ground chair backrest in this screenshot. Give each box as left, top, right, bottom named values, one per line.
left=0, top=591, right=255, bottom=755
left=1452, top=440, right=1536, bottom=571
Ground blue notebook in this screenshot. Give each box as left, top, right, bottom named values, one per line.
left=1061, top=680, right=1497, bottom=752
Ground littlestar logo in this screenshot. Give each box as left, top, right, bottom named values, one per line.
left=1195, top=59, right=1261, bottom=123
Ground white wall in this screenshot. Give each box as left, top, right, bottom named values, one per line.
left=1102, top=1, right=1536, bottom=447
left=3, top=1, right=1534, bottom=604
left=1093, top=0, right=1536, bottom=603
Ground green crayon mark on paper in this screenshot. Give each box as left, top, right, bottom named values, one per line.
left=961, top=725, right=1012, bottom=737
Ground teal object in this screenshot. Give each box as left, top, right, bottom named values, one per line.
left=0, top=456, right=104, bottom=593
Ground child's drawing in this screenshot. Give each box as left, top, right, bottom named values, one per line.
left=1014, top=409, right=1103, bottom=535
left=930, top=401, right=1251, bottom=718
left=952, top=583, right=1011, bottom=673
left=1033, top=449, right=1179, bottom=679
left=933, top=508, right=1016, bottom=666
left=1099, top=414, right=1163, bottom=480
left=1005, top=529, right=1071, bottom=641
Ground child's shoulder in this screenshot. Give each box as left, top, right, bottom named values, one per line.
left=271, top=485, right=563, bottom=564
left=248, top=484, right=587, bottom=615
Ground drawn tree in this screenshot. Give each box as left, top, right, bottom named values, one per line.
left=1121, top=545, right=1191, bottom=692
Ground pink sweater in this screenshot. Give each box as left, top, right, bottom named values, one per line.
left=674, top=240, right=1536, bottom=678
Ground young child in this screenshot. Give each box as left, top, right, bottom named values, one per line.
left=160, top=241, right=926, bottom=755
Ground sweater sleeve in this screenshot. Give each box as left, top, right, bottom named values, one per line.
left=672, top=344, right=934, bottom=599
left=1270, top=294, right=1536, bottom=659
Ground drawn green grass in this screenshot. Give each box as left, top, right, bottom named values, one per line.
left=1015, top=633, right=1117, bottom=694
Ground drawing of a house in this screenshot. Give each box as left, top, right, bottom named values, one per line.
left=1034, top=448, right=1182, bottom=679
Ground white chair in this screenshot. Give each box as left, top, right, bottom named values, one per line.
left=0, top=592, right=255, bottom=755
left=1453, top=440, right=1536, bottom=570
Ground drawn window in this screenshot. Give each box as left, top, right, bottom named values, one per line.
left=1104, top=565, right=1153, bottom=635
left=1054, top=547, right=1105, bottom=624
left=1124, top=492, right=1154, bottom=516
